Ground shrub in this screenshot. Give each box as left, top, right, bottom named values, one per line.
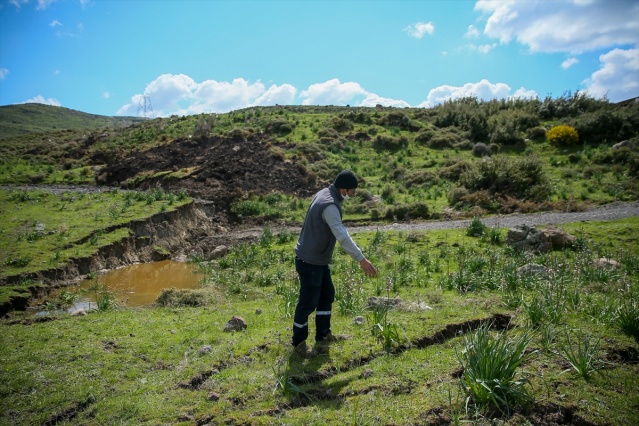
left=373, top=134, right=408, bottom=151
left=155, top=288, right=209, bottom=307
left=490, top=124, right=525, bottom=146
left=614, top=295, right=639, bottom=341
left=316, top=127, right=339, bottom=139
left=466, top=216, right=488, bottom=237
left=384, top=202, right=429, bottom=220
left=438, top=160, right=472, bottom=182
left=414, top=128, right=436, bottom=145
left=379, top=111, right=419, bottom=131
left=459, top=155, right=552, bottom=203
left=457, top=324, right=535, bottom=412
left=526, top=126, right=546, bottom=141
left=330, top=117, right=353, bottom=132
left=265, top=119, right=294, bottom=135
left=472, top=142, right=492, bottom=157
left=547, top=124, right=579, bottom=145
left=405, top=170, right=438, bottom=187
left=193, top=116, right=214, bottom=139
left=228, top=128, right=253, bottom=141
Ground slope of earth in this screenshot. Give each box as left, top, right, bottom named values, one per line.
left=95, top=135, right=316, bottom=224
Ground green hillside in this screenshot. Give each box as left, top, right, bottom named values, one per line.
left=0, top=103, right=145, bottom=139
left=1, top=93, right=638, bottom=226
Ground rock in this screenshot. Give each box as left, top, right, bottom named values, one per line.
left=353, top=315, right=365, bottom=325
left=207, top=392, right=221, bottom=401
left=517, top=263, right=550, bottom=279
left=594, top=258, right=621, bottom=269
left=360, top=369, right=374, bottom=379
left=541, top=227, right=576, bottom=249
left=368, top=296, right=402, bottom=310
left=612, top=140, right=637, bottom=150
left=223, top=316, right=247, bottom=332
left=199, top=345, right=213, bottom=355
left=506, top=225, right=551, bottom=253
left=173, top=254, right=188, bottom=262
left=208, top=245, right=228, bottom=260
left=69, top=307, right=87, bottom=316
left=255, top=308, right=262, bottom=315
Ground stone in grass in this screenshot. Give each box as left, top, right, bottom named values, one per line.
left=223, top=316, right=247, bottom=332
left=517, top=263, right=550, bottom=279
left=594, top=258, right=621, bottom=269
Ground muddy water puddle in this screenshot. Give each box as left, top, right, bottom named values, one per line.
left=63, top=260, right=205, bottom=311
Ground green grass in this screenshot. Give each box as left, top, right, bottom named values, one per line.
left=0, top=188, right=191, bottom=279
left=2, top=219, right=638, bottom=425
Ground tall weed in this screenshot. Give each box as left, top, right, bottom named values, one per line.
left=457, top=324, right=535, bottom=413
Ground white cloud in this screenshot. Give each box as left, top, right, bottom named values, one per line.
left=474, top=0, right=639, bottom=53
left=23, top=95, right=61, bottom=106
left=561, top=57, right=579, bottom=70
left=117, top=75, right=414, bottom=116
left=253, top=84, right=296, bottom=106
left=49, top=19, right=62, bottom=28
left=512, top=87, right=538, bottom=99
left=117, top=74, right=296, bottom=117
left=299, top=78, right=368, bottom=106
left=0, top=68, right=8, bottom=80
left=465, top=25, right=480, bottom=38
left=360, top=93, right=410, bottom=108
left=463, top=43, right=498, bottom=54
left=583, top=48, right=639, bottom=102
left=418, top=79, right=538, bottom=107
left=36, top=0, right=58, bottom=11
left=9, top=0, right=29, bottom=8
left=404, top=21, right=435, bottom=39
left=102, top=91, right=110, bottom=99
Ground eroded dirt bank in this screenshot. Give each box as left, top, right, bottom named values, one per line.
left=0, top=201, right=217, bottom=288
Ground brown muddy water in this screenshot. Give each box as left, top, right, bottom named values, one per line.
left=42, top=260, right=205, bottom=314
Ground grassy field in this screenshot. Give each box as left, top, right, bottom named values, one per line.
left=0, top=96, right=637, bottom=424
left=1, top=218, right=638, bottom=425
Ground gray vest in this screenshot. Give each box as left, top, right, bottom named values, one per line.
left=295, top=185, right=342, bottom=265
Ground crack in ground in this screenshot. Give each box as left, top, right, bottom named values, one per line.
left=177, top=343, right=269, bottom=390
left=241, top=313, right=514, bottom=421
left=40, top=395, right=96, bottom=426
left=289, top=312, right=512, bottom=386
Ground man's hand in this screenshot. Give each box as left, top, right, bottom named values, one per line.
left=359, top=258, right=378, bottom=277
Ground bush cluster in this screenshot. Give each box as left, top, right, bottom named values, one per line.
left=547, top=124, right=579, bottom=145
left=453, top=155, right=551, bottom=208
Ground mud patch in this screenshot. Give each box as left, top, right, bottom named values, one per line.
left=606, top=345, right=639, bottom=364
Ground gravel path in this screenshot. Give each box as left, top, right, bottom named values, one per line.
left=4, top=184, right=638, bottom=234
left=350, top=201, right=639, bottom=234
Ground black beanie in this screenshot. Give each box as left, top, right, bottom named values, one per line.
left=334, top=170, right=358, bottom=189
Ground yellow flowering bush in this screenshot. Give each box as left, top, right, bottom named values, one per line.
left=547, top=124, right=579, bottom=145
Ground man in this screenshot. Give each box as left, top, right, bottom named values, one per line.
left=292, top=170, right=378, bottom=358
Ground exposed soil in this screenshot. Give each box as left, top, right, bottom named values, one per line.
left=94, top=135, right=317, bottom=226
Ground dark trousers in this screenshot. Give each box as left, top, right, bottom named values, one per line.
left=292, top=257, right=335, bottom=346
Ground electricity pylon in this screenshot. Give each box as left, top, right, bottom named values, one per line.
left=137, top=94, right=154, bottom=119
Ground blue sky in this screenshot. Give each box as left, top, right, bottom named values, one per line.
left=1, top=0, right=638, bottom=118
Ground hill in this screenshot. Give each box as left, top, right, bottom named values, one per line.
left=0, top=93, right=638, bottom=227
left=0, top=103, right=145, bottom=139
